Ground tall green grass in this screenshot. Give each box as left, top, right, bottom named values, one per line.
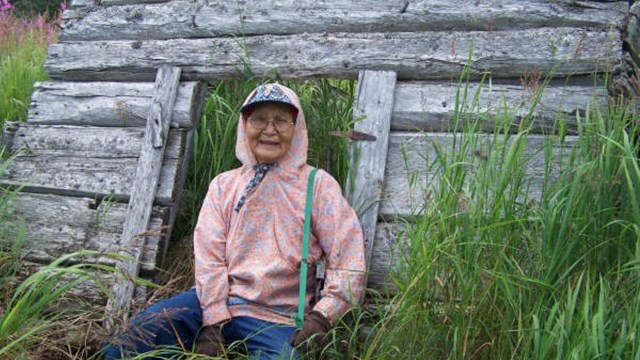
left=0, top=7, right=55, bottom=126
left=362, top=76, right=640, bottom=359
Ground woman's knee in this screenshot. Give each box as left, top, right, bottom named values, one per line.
left=101, top=289, right=202, bottom=358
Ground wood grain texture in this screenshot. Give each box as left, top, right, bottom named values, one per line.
left=345, top=70, right=396, bottom=294
left=59, top=0, right=627, bottom=41
left=392, top=81, right=607, bottom=134
left=45, top=28, right=621, bottom=82
left=0, top=124, right=186, bottom=205
left=69, top=0, right=169, bottom=7
left=367, top=222, right=404, bottom=295
left=10, top=124, right=184, bottom=157
left=380, top=132, right=578, bottom=218
left=27, top=81, right=204, bottom=128
left=17, top=260, right=150, bottom=307
left=11, top=193, right=168, bottom=274
left=626, top=3, right=640, bottom=68
left=107, top=66, right=181, bottom=320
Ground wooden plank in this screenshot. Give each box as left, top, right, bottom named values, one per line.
left=345, top=70, right=397, bottom=294
left=106, top=66, right=181, bottom=323
left=69, top=0, right=168, bottom=7
left=45, top=28, right=621, bottom=82
left=17, top=260, right=150, bottom=308
left=626, top=3, right=640, bottom=68
left=1, top=121, right=19, bottom=151
left=161, top=127, right=196, bottom=260
left=11, top=193, right=168, bottom=274
left=380, top=132, right=578, bottom=218
left=27, top=81, right=203, bottom=128
left=59, top=0, right=627, bottom=41
left=368, top=222, right=404, bottom=296
left=1, top=156, right=179, bottom=205
left=16, top=261, right=114, bottom=307
left=10, top=124, right=184, bottom=157
left=392, top=80, right=607, bottom=134
left=367, top=222, right=441, bottom=297
left=0, top=125, right=186, bottom=205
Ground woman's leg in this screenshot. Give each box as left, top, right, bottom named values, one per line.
left=102, top=288, right=202, bottom=359
left=224, top=316, right=299, bottom=360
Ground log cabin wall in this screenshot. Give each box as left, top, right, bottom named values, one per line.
left=1, top=0, right=632, bottom=306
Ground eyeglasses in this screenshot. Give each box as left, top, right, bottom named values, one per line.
left=247, top=115, right=295, bottom=132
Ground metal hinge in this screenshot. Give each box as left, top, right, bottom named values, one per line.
left=329, top=130, right=377, bottom=141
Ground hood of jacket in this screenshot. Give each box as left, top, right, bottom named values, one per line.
left=235, top=84, right=308, bottom=170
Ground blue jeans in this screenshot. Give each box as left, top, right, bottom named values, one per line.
left=102, top=288, right=298, bottom=359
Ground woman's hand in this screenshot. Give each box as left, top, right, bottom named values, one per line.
left=194, top=324, right=225, bottom=356
left=290, top=311, right=332, bottom=349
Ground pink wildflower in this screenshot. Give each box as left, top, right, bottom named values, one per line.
left=0, top=0, right=12, bottom=12
left=32, top=14, right=44, bottom=30
left=60, top=1, right=67, bottom=11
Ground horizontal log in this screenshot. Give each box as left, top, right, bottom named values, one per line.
left=69, top=0, right=627, bottom=8
left=2, top=157, right=179, bottom=205
left=17, top=260, right=150, bottom=308
left=11, top=193, right=169, bottom=274
left=28, top=81, right=205, bottom=128
left=393, top=80, right=607, bottom=134
left=0, top=125, right=186, bottom=205
left=45, top=28, right=622, bottom=82
left=9, top=124, right=185, bottom=158
left=59, top=0, right=627, bottom=41
left=379, top=132, right=578, bottom=218
left=69, top=0, right=169, bottom=7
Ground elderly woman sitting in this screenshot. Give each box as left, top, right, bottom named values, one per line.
left=103, top=83, right=365, bottom=359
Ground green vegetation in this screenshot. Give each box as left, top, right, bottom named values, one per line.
left=10, top=0, right=65, bottom=19
left=351, top=77, right=640, bottom=359
left=0, top=1, right=56, bottom=127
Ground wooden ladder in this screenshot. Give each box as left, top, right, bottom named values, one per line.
left=104, top=66, right=181, bottom=328
left=345, top=70, right=397, bottom=295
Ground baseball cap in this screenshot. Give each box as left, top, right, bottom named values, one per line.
left=240, top=83, right=300, bottom=118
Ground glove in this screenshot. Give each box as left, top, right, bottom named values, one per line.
left=194, top=324, right=225, bottom=357
left=290, top=311, right=332, bottom=349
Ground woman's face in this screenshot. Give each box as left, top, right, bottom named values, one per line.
left=245, top=102, right=296, bottom=164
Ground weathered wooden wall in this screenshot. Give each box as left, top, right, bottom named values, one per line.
left=11, top=193, right=167, bottom=275
left=28, top=81, right=204, bottom=128
left=1, top=79, right=204, bottom=302
left=60, top=0, right=625, bottom=40
left=47, top=0, right=625, bottom=81
left=45, top=28, right=621, bottom=81
left=392, top=81, right=607, bottom=134
left=3, top=124, right=185, bottom=204
left=2, top=0, right=631, bottom=305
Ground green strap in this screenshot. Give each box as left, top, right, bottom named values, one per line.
left=295, top=168, right=317, bottom=330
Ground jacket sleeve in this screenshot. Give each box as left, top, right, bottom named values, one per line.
left=193, top=178, right=231, bottom=326
left=311, top=171, right=366, bottom=325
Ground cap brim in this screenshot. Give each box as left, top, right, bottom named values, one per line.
left=240, top=100, right=299, bottom=115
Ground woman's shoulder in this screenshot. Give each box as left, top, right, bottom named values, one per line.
left=209, top=166, right=247, bottom=188
left=306, top=166, right=344, bottom=195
